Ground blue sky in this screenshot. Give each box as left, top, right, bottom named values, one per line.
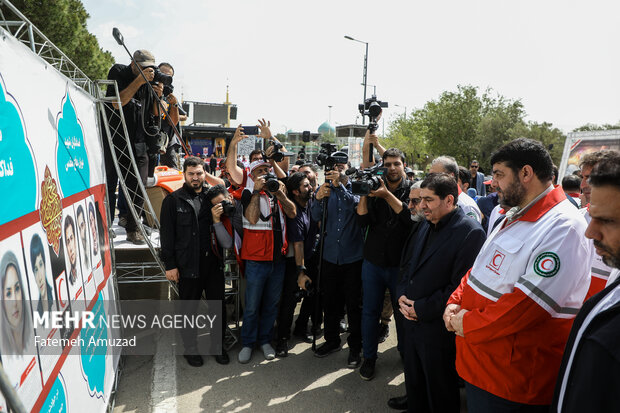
left=83, top=0, right=620, bottom=135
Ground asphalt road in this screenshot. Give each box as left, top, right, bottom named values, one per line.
left=110, top=281, right=422, bottom=413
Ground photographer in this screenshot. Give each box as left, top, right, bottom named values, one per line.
left=274, top=172, right=320, bottom=357
left=104, top=49, right=161, bottom=244
left=225, top=119, right=289, bottom=188
left=154, top=62, right=183, bottom=171
left=237, top=160, right=296, bottom=363
left=356, top=148, right=413, bottom=380
left=310, top=155, right=365, bottom=368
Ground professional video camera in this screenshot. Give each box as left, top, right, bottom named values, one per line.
left=261, top=172, right=280, bottom=192
left=267, top=141, right=284, bottom=162
left=316, top=143, right=348, bottom=171
left=358, top=94, right=388, bottom=133
left=346, top=163, right=388, bottom=196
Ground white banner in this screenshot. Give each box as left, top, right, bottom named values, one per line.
left=0, top=26, right=119, bottom=413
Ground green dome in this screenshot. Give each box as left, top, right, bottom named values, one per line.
left=318, top=121, right=335, bottom=134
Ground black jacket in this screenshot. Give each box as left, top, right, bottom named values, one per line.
left=357, top=178, right=413, bottom=267
left=551, top=278, right=620, bottom=413
left=160, top=184, right=211, bottom=278
left=397, top=207, right=486, bottom=334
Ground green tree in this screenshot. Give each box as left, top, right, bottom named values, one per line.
left=573, top=122, right=620, bottom=132
left=384, top=111, right=429, bottom=169
left=10, top=0, right=114, bottom=80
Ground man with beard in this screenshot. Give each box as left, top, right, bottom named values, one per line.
left=444, top=138, right=591, bottom=412
left=64, top=216, right=78, bottom=285
left=298, top=163, right=320, bottom=192
left=357, top=147, right=413, bottom=380
left=160, top=156, right=229, bottom=366
left=577, top=150, right=618, bottom=297
left=551, top=151, right=620, bottom=413
left=389, top=173, right=485, bottom=412
left=275, top=173, right=320, bottom=357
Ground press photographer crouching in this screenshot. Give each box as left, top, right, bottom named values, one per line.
left=104, top=49, right=164, bottom=244
left=310, top=152, right=365, bottom=368
left=356, top=146, right=413, bottom=380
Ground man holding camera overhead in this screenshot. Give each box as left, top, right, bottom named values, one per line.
left=237, top=150, right=296, bottom=363
left=104, top=49, right=166, bottom=244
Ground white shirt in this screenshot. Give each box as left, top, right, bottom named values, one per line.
left=458, top=191, right=482, bottom=223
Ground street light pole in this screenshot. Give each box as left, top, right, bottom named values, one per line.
left=345, top=35, right=368, bottom=125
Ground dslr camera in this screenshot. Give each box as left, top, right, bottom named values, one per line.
left=220, top=199, right=236, bottom=216
left=261, top=172, right=280, bottom=192
left=358, top=94, right=388, bottom=133
left=316, top=143, right=348, bottom=171
left=346, top=163, right=388, bottom=196
left=151, top=67, right=173, bottom=87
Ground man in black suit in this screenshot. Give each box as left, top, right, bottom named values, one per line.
left=389, top=173, right=486, bottom=412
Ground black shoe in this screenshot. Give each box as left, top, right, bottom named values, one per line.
left=387, top=395, right=407, bottom=410
left=293, top=328, right=313, bottom=344
left=347, top=349, right=361, bottom=368
left=184, top=354, right=204, bottom=367
left=214, top=350, right=229, bottom=365
left=314, top=341, right=341, bottom=358
left=378, top=323, right=390, bottom=343
left=275, top=339, right=289, bottom=358
left=359, top=358, right=376, bottom=380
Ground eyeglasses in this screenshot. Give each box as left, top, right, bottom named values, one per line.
left=470, top=165, right=478, bottom=168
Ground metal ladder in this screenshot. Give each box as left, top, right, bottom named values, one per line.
left=96, top=81, right=239, bottom=349
left=95, top=80, right=168, bottom=284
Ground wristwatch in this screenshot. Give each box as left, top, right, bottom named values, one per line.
left=296, top=265, right=307, bottom=276
left=252, top=189, right=261, bottom=196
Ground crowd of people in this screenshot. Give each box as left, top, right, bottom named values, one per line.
left=106, top=51, right=620, bottom=413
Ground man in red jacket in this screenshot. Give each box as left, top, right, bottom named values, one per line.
left=444, top=138, right=591, bottom=412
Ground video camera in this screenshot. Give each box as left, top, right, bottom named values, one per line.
left=346, top=163, right=388, bottom=196
left=267, top=141, right=284, bottom=162
left=358, top=95, right=388, bottom=133
left=316, top=143, right=348, bottom=172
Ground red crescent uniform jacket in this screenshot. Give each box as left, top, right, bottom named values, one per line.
left=448, top=186, right=591, bottom=405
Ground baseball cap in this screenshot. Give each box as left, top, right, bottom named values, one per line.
left=249, top=160, right=271, bottom=173
left=133, top=49, right=155, bottom=67
left=405, top=167, right=414, bottom=175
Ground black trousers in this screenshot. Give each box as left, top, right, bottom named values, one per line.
left=276, top=254, right=322, bottom=341
left=177, top=255, right=226, bottom=354
left=403, top=321, right=459, bottom=413
left=104, top=135, right=148, bottom=232
left=321, top=260, right=362, bottom=352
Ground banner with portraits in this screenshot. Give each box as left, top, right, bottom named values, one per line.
left=0, top=25, right=119, bottom=412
